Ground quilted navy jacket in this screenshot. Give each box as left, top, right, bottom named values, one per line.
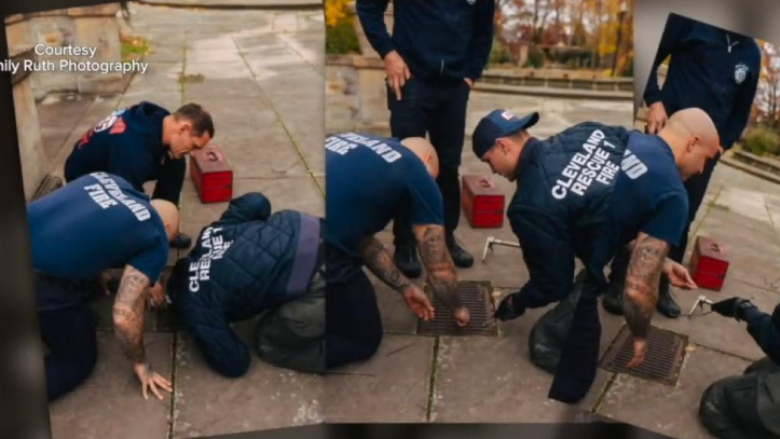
left=173, top=192, right=323, bottom=377
left=508, top=122, right=632, bottom=307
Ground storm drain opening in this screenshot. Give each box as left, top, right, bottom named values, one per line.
left=600, top=325, right=688, bottom=386
left=417, top=280, right=498, bottom=337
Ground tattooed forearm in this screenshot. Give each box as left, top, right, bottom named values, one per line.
left=358, top=236, right=412, bottom=293
left=112, top=265, right=151, bottom=364
left=622, top=233, right=669, bottom=339
left=414, top=225, right=463, bottom=312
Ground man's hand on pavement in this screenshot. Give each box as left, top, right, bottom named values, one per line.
left=384, top=50, right=411, bottom=101
left=464, top=78, right=475, bottom=89
left=133, top=362, right=172, bottom=400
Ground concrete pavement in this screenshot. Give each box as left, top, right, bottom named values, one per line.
left=39, top=3, right=325, bottom=438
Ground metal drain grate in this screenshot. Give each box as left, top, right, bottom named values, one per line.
left=600, top=325, right=688, bottom=385
left=417, top=280, right=498, bottom=336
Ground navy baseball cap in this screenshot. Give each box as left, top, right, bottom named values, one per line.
left=472, top=109, right=539, bottom=159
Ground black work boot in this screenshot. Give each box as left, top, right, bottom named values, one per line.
left=170, top=232, right=192, bottom=249
left=394, top=244, right=422, bottom=279
left=601, top=278, right=624, bottom=315
left=657, top=277, right=681, bottom=318
left=447, top=235, right=474, bottom=268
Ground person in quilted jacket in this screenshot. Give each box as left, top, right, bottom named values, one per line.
left=167, top=192, right=325, bottom=377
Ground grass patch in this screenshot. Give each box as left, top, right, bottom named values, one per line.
left=121, top=34, right=150, bottom=62
left=178, top=73, right=205, bottom=84
left=326, top=19, right=360, bottom=55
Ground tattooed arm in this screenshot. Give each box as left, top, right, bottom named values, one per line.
left=113, top=265, right=151, bottom=364
left=113, top=264, right=173, bottom=399
left=358, top=235, right=413, bottom=294
left=412, top=224, right=467, bottom=324
left=358, top=235, right=435, bottom=321
left=622, top=233, right=669, bottom=367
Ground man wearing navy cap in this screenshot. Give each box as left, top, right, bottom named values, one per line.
left=356, top=0, right=496, bottom=279
left=29, top=172, right=180, bottom=401
left=472, top=107, right=719, bottom=403
left=602, top=15, right=762, bottom=319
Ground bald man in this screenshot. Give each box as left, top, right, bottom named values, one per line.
left=28, top=172, right=179, bottom=401
left=325, top=133, right=470, bottom=368
left=472, top=108, right=719, bottom=404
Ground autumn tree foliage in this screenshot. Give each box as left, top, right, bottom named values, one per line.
left=754, top=40, right=780, bottom=129
left=494, top=0, right=634, bottom=75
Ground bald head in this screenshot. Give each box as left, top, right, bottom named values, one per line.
left=150, top=199, right=180, bottom=241
left=658, top=108, right=722, bottom=180
left=400, top=137, right=440, bottom=178
left=662, top=108, right=720, bottom=150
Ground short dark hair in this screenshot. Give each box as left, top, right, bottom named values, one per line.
left=174, top=103, right=215, bottom=138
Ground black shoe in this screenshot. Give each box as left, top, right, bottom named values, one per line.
left=601, top=280, right=624, bottom=316
left=170, top=232, right=192, bottom=249
left=447, top=236, right=474, bottom=268
left=657, top=278, right=681, bottom=318
left=394, top=244, right=422, bottom=279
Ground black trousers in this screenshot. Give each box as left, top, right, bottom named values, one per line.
left=609, top=153, right=721, bottom=277
left=325, top=266, right=383, bottom=369
left=699, top=357, right=780, bottom=439
left=150, top=155, right=186, bottom=206
left=39, top=302, right=98, bottom=402
left=387, top=76, right=471, bottom=247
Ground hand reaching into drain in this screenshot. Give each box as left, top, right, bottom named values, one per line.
left=402, top=284, right=435, bottom=321
left=453, top=307, right=470, bottom=327
left=627, top=336, right=648, bottom=369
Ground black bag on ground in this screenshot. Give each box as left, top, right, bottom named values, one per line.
left=253, top=269, right=326, bottom=374
left=528, top=270, right=586, bottom=374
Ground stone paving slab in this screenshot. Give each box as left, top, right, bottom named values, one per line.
left=36, top=94, right=93, bottom=163
left=49, top=95, right=123, bottom=175
left=597, top=345, right=752, bottom=439
left=324, top=335, right=434, bottom=423
left=49, top=333, right=174, bottom=439
left=173, top=323, right=323, bottom=439
left=431, top=335, right=613, bottom=423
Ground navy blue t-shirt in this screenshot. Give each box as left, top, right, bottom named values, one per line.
left=610, top=132, right=689, bottom=248
left=325, top=132, right=444, bottom=260
left=64, top=102, right=170, bottom=192
left=29, top=172, right=169, bottom=309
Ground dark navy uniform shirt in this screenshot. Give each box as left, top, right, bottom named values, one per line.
left=609, top=132, right=689, bottom=248
left=29, top=173, right=169, bottom=309
left=64, top=101, right=170, bottom=192
left=325, top=133, right=443, bottom=280
left=356, top=0, right=495, bottom=81
left=507, top=123, right=688, bottom=308
left=644, top=13, right=761, bottom=149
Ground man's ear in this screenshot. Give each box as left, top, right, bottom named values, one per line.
left=687, top=135, right=700, bottom=153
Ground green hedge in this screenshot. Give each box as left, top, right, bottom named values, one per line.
left=326, top=20, right=360, bottom=55
left=742, top=125, right=780, bottom=156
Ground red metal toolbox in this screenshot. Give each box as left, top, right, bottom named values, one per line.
left=689, top=236, right=729, bottom=291
left=190, top=144, right=233, bottom=204
left=461, top=175, right=505, bottom=229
